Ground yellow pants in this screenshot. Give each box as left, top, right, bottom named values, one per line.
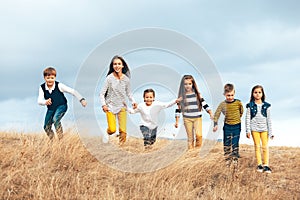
left=183, top=117, right=202, bottom=149
left=251, top=131, right=269, bottom=166
left=106, top=108, right=127, bottom=144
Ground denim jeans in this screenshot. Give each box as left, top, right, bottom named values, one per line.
left=44, top=104, right=67, bottom=139
left=140, top=125, right=158, bottom=146
left=223, top=123, right=241, bottom=160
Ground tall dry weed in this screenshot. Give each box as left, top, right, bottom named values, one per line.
left=0, top=131, right=299, bottom=200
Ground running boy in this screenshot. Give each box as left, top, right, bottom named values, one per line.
left=128, top=88, right=180, bottom=149
left=213, top=83, right=243, bottom=167
left=38, top=67, right=87, bottom=139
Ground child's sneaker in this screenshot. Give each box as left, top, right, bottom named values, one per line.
left=263, top=166, right=272, bottom=174
left=256, top=165, right=264, bottom=173
left=225, top=159, right=232, bottom=168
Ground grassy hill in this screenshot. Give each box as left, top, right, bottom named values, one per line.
left=0, top=131, right=299, bottom=200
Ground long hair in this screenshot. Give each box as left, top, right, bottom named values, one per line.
left=178, top=75, right=202, bottom=111
left=250, top=85, right=266, bottom=102
left=106, top=55, right=131, bottom=78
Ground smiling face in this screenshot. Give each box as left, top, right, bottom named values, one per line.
left=44, top=75, right=56, bottom=88
left=144, top=92, right=155, bottom=106
left=112, top=58, right=124, bottom=74
left=184, top=79, right=193, bottom=93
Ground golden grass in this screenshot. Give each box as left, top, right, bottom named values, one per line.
left=0, top=131, right=299, bottom=200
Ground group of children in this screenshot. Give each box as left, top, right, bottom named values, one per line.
left=38, top=55, right=274, bottom=173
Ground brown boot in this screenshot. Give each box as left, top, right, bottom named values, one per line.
left=195, top=136, right=202, bottom=148
left=119, top=131, right=126, bottom=145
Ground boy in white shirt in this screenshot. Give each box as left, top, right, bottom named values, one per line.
left=38, top=67, right=87, bottom=139
left=128, top=88, right=180, bottom=149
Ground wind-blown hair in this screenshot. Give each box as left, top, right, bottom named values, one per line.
left=177, top=75, right=202, bottom=111
left=106, top=55, right=131, bottom=78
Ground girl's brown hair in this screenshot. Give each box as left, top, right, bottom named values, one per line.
left=178, top=75, right=202, bottom=111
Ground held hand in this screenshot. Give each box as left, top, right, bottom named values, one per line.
left=174, top=123, right=178, bottom=128
left=45, top=98, right=52, bottom=105
left=213, top=126, right=218, bottom=132
left=81, top=100, right=87, bottom=107
left=176, top=97, right=182, bottom=104
left=102, top=105, right=109, bottom=113
left=270, top=135, right=274, bottom=140
left=209, top=113, right=214, bottom=120
left=246, top=133, right=251, bottom=139
left=132, top=103, right=138, bottom=109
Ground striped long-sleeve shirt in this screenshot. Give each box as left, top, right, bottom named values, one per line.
left=245, top=103, right=272, bottom=136
left=214, top=99, right=243, bottom=126
left=181, top=93, right=211, bottom=118
left=100, top=73, right=135, bottom=114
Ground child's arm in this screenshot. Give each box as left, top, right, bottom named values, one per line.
left=245, top=106, right=251, bottom=139
left=58, top=83, right=87, bottom=107
left=213, top=102, right=223, bottom=132
left=267, top=107, right=273, bottom=139
left=125, top=80, right=137, bottom=109
left=174, top=108, right=181, bottom=128
left=37, top=86, right=52, bottom=106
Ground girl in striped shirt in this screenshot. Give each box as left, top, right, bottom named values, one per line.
left=175, top=75, right=213, bottom=150
left=246, top=85, right=273, bottom=173
left=100, top=55, right=137, bottom=145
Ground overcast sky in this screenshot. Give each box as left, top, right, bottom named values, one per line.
left=1, top=0, right=299, bottom=147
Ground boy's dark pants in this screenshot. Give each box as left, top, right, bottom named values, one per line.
left=140, top=125, right=157, bottom=146
left=44, top=104, right=67, bottom=139
left=223, top=123, right=241, bottom=160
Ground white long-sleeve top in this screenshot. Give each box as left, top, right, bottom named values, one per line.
left=100, top=73, right=135, bottom=114
left=128, top=100, right=177, bottom=129
left=38, top=82, right=83, bottom=105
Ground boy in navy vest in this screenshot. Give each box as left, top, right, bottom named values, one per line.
left=38, top=67, right=87, bottom=139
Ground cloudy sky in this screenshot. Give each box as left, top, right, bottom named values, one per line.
left=1, top=0, right=299, bottom=147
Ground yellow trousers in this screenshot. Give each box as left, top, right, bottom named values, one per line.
left=183, top=117, right=202, bottom=149
left=251, top=131, right=269, bottom=166
left=106, top=108, right=127, bottom=144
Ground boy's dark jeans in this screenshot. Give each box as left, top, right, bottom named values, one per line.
left=223, top=123, right=241, bottom=160
left=44, top=104, right=67, bottom=139
left=140, top=125, right=158, bottom=146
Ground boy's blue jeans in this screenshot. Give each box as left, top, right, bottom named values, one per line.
left=44, top=104, right=67, bottom=139
left=140, top=125, right=158, bottom=146
left=223, top=123, right=241, bottom=160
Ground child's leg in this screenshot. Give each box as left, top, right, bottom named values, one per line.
left=231, top=124, right=241, bottom=159
left=223, top=124, right=232, bottom=160
left=150, top=127, right=158, bottom=145
left=117, top=108, right=127, bottom=144
left=260, top=131, right=269, bottom=166
left=140, top=125, right=151, bottom=146
left=251, top=131, right=262, bottom=166
left=44, top=109, right=55, bottom=139
left=194, top=117, right=203, bottom=148
left=183, top=117, right=194, bottom=149
left=106, top=112, right=116, bottom=135
left=53, top=104, right=67, bottom=139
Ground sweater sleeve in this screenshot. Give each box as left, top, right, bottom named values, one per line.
left=267, top=108, right=273, bottom=137
left=100, top=77, right=109, bottom=106
left=245, top=107, right=251, bottom=134
left=125, top=79, right=136, bottom=104
left=213, top=102, right=223, bottom=126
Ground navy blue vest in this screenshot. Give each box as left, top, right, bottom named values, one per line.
left=41, top=81, right=67, bottom=110
left=246, top=101, right=271, bottom=119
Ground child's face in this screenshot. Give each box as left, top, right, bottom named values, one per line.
left=144, top=92, right=154, bottom=106
left=184, top=79, right=193, bottom=93
left=113, top=58, right=124, bottom=73
left=224, top=90, right=235, bottom=102
left=253, top=88, right=263, bottom=101
left=44, top=75, right=56, bottom=88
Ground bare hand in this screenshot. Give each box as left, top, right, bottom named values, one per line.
left=132, top=103, right=138, bottom=109
left=102, top=105, right=109, bottom=113
left=81, top=100, right=87, bottom=107
left=213, top=126, right=218, bottom=132
left=45, top=98, right=52, bottom=105
left=174, top=123, right=178, bottom=128
left=246, top=133, right=251, bottom=139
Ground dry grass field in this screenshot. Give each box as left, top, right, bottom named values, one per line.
left=0, top=131, right=299, bottom=200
